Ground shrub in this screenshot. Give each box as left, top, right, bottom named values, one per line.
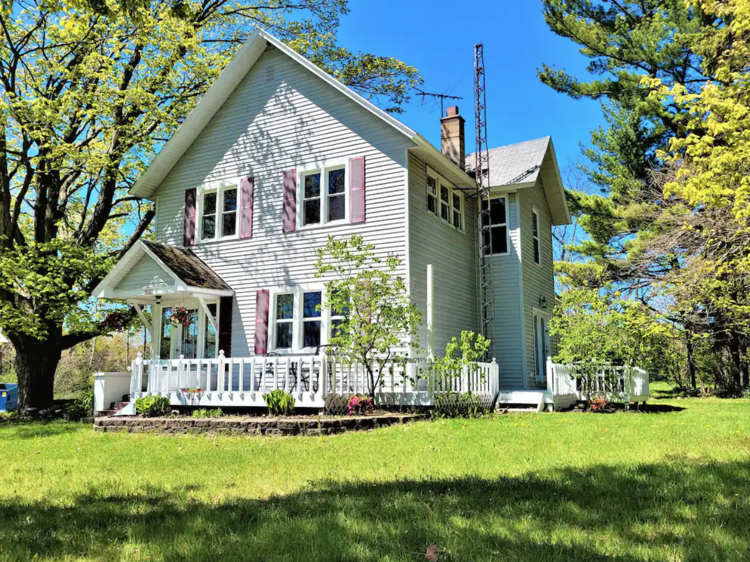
left=434, top=392, right=486, bottom=418
left=347, top=394, right=374, bottom=415
left=135, top=395, right=171, bottom=417
left=590, top=397, right=608, bottom=412
left=263, top=389, right=295, bottom=416
left=64, top=388, right=94, bottom=421
left=191, top=408, right=223, bottom=418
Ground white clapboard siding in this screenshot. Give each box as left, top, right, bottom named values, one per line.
left=408, top=153, right=480, bottom=356
left=115, top=255, right=173, bottom=291
left=488, top=192, right=526, bottom=390
left=520, top=180, right=557, bottom=389
left=151, top=46, right=413, bottom=356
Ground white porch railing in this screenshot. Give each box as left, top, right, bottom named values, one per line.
left=128, top=352, right=500, bottom=409
left=547, top=362, right=650, bottom=403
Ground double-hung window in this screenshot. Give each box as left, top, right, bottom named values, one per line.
left=452, top=192, right=463, bottom=230
left=481, top=197, right=509, bottom=255
left=426, top=168, right=463, bottom=232
left=426, top=175, right=438, bottom=215
left=302, top=291, right=322, bottom=348
left=200, top=186, right=238, bottom=241
left=270, top=288, right=348, bottom=352
left=532, top=208, right=541, bottom=265
left=440, top=185, right=451, bottom=221
left=301, top=164, right=347, bottom=227
left=274, top=294, right=295, bottom=349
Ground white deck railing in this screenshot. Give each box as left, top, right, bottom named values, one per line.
left=128, top=352, right=500, bottom=409
left=547, top=362, right=650, bottom=403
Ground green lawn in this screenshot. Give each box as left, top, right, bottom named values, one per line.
left=2, top=390, right=750, bottom=561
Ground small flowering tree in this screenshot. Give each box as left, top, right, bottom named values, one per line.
left=433, top=331, right=491, bottom=382
left=316, top=235, right=422, bottom=401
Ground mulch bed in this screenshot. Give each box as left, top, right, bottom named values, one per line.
left=93, top=412, right=424, bottom=436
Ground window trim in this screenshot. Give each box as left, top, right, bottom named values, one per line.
left=296, top=157, right=356, bottom=230
left=426, top=166, right=464, bottom=233
left=481, top=195, right=510, bottom=256
left=197, top=180, right=241, bottom=244
left=268, top=285, right=341, bottom=353
left=531, top=206, right=541, bottom=266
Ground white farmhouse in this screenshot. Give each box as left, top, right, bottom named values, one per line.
left=95, top=29, right=639, bottom=414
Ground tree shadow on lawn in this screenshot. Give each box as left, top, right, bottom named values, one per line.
left=0, top=421, right=84, bottom=440
left=1, top=461, right=749, bottom=562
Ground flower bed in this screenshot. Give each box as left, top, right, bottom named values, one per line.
left=93, top=413, right=424, bottom=436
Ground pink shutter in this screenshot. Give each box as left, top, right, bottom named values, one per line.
left=239, top=177, right=255, bottom=239
left=254, top=289, right=270, bottom=355
left=350, top=156, right=366, bottom=223
left=183, top=188, right=197, bottom=246
left=282, top=170, right=296, bottom=233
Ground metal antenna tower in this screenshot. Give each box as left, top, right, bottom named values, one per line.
left=474, top=43, right=496, bottom=349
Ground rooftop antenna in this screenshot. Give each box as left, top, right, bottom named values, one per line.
left=414, top=88, right=463, bottom=116
left=474, top=43, right=496, bottom=355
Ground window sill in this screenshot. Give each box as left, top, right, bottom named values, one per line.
left=197, top=235, right=240, bottom=246
left=425, top=209, right=465, bottom=235
left=295, top=220, right=351, bottom=232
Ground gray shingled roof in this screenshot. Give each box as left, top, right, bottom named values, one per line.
left=466, top=137, right=551, bottom=187
left=142, top=240, right=232, bottom=291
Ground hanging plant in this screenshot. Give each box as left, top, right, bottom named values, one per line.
left=102, top=308, right=135, bottom=331
left=170, top=307, right=196, bottom=328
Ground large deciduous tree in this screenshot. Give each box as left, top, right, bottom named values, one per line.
left=0, top=0, right=421, bottom=411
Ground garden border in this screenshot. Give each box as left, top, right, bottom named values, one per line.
left=93, top=413, right=424, bottom=436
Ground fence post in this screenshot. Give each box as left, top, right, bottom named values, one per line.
left=490, top=358, right=499, bottom=395
left=132, top=352, right=142, bottom=399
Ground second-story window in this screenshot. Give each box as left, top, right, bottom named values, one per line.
left=201, top=186, right=237, bottom=241
left=426, top=167, right=463, bottom=232
left=301, top=164, right=347, bottom=227
left=481, top=196, right=509, bottom=255
left=452, top=192, right=463, bottom=230
left=426, top=175, right=438, bottom=215
left=440, top=185, right=451, bottom=222
left=532, top=208, right=541, bottom=264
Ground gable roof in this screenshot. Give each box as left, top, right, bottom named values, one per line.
left=141, top=241, right=232, bottom=291
left=466, top=137, right=550, bottom=187
left=92, top=240, right=232, bottom=300
left=466, top=137, right=571, bottom=225
left=130, top=28, right=472, bottom=200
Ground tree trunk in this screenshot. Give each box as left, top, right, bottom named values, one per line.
left=728, top=332, right=744, bottom=390
left=12, top=335, right=63, bottom=412
left=686, top=335, right=697, bottom=390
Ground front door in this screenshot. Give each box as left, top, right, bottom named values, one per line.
left=159, top=307, right=199, bottom=359
left=533, top=310, right=550, bottom=384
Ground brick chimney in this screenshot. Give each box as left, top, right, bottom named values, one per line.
left=441, top=106, right=465, bottom=170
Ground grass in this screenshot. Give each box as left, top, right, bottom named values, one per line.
left=1, top=388, right=750, bottom=561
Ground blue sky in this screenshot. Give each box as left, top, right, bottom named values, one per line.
left=337, top=0, right=605, bottom=177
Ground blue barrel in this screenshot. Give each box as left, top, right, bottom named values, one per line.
left=0, top=383, right=18, bottom=412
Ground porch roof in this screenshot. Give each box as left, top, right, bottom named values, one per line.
left=92, top=240, right=233, bottom=302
